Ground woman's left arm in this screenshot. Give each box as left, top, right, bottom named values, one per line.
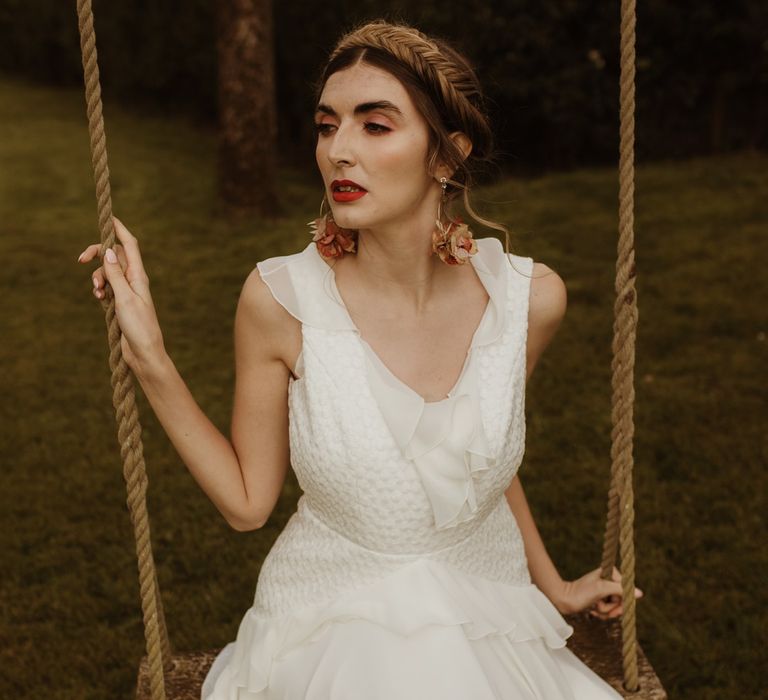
left=505, top=475, right=569, bottom=610
left=502, top=261, right=569, bottom=608
left=505, top=262, right=642, bottom=618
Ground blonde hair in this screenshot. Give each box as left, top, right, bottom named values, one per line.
left=314, top=19, right=518, bottom=262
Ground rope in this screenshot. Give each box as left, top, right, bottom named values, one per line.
left=75, top=2, right=172, bottom=698
left=600, top=0, right=640, bottom=692
left=74, top=1, right=642, bottom=695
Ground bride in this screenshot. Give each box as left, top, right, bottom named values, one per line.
left=78, top=18, right=642, bottom=699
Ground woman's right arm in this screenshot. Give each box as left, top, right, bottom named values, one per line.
left=79, top=217, right=291, bottom=531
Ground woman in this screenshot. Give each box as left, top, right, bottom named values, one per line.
left=78, top=19, right=642, bottom=700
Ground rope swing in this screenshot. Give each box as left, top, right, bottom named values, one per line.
left=74, top=0, right=665, bottom=697
left=599, top=0, right=641, bottom=691
left=76, top=1, right=172, bottom=699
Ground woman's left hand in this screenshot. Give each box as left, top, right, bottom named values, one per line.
left=556, top=566, right=644, bottom=619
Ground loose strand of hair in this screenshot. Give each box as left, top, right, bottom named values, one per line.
left=446, top=176, right=531, bottom=279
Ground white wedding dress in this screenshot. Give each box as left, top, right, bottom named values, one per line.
left=200, top=236, right=623, bottom=699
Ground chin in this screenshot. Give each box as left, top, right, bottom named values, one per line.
left=332, top=211, right=367, bottom=231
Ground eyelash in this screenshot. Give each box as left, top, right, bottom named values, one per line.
left=313, top=122, right=391, bottom=136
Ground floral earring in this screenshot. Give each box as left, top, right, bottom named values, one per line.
left=308, top=194, right=358, bottom=259
left=431, top=176, right=478, bottom=265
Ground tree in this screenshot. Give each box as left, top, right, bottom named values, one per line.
left=216, top=0, right=280, bottom=214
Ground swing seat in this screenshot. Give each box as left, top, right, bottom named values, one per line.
left=135, top=649, right=220, bottom=700
left=134, top=615, right=667, bottom=700
left=564, top=613, right=668, bottom=699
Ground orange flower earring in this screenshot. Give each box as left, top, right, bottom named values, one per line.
left=431, top=176, right=478, bottom=265
left=308, top=194, right=358, bottom=259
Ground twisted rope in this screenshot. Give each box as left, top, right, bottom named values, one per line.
left=75, top=2, right=171, bottom=698
left=74, top=3, right=642, bottom=694
left=600, top=0, right=640, bottom=692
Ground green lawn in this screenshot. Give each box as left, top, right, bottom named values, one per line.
left=1, top=74, right=765, bottom=699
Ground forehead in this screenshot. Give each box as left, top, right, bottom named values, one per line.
left=319, top=62, right=415, bottom=114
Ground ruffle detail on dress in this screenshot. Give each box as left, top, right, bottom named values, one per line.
left=401, top=362, right=497, bottom=530
left=347, top=239, right=511, bottom=531
left=362, top=336, right=497, bottom=530
left=256, top=237, right=512, bottom=530
left=256, top=242, right=357, bottom=332
left=203, top=558, right=574, bottom=699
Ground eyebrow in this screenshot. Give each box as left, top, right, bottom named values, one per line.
left=314, top=100, right=404, bottom=119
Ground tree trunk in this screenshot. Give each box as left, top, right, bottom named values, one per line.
left=216, top=0, right=280, bottom=215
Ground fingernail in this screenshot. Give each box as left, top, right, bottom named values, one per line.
left=93, top=277, right=98, bottom=289
left=77, top=252, right=84, bottom=262
left=105, top=248, right=117, bottom=263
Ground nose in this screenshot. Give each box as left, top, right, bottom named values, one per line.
left=325, top=124, right=356, bottom=167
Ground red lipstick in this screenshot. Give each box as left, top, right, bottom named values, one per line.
left=331, top=179, right=367, bottom=203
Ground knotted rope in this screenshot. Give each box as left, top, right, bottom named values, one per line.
left=599, top=0, right=640, bottom=692
left=76, top=1, right=172, bottom=698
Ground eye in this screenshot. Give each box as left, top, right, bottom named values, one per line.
left=365, top=122, right=391, bottom=134
left=313, top=122, right=335, bottom=136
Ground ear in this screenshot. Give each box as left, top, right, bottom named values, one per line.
left=450, top=131, right=473, bottom=161
left=434, top=132, right=473, bottom=180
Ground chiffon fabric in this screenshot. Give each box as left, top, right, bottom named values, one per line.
left=200, top=237, right=622, bottom=699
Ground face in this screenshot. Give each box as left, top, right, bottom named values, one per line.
left=314, top=61, right=439, bottom=236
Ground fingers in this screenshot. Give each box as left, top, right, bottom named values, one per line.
left=589, top=586, right=644, bottom=620
left=112, top=215, right=148, bottom=282
left=77, top=243, right=101, bottom=263
left=78, top=247, right=107, bottom=299
left=102, top=246, right=133, bottom=300
left=77, top=242, right=126, bottom=263
left=590, top=605, right=624, bottom=620
left=589, top=590, right=622, bottom=620
left=78, top=215, right=148, bottom=300
left=78, top=249, right=118, bottom=300
left=92, top=269, right=105, bottom=299
left=605, top=568, right=644, bottom=596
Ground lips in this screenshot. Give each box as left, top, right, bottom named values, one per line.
left=331, top=179, right=367, bottom=203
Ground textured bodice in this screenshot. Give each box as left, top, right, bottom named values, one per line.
left=200, top=239, right=624, bottom=700
left=253, top=238, right=535, bottom=615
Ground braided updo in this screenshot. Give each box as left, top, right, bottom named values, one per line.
left=314, top=19, right=512, bottom=253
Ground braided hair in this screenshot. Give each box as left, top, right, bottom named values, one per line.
left=314, top=19, right=514, bottom=255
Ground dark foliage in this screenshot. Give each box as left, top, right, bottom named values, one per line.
left=0, top=0, right=764, bottom=171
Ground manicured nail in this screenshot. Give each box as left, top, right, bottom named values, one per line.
left=93, top=277, right=98, bottom=288
left=77, top=252, right=84, bottom=262
left=105, top=248, right=117, bottom=263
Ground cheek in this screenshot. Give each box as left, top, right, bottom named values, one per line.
left=315, top=142, right=328, bottom=172
left=374, top=133, right=430, bottom=184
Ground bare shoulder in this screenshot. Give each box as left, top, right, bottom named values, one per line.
left=239, top=267, right=286, bottom=325
left=529, top=261, right=567, bottom=329
left=526, top=261, right=567, bottom=379
left=236, top=267, right=300, bottom=364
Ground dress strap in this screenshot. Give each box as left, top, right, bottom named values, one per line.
left=256, top=242, right=357, bottom=332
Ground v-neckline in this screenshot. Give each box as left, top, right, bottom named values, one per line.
left=312, top=244, right=494, bottom=405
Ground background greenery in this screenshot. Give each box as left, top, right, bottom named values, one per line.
left=0, top=0, right=765, bottom=171
left=1, top=70, right=766, bottom=698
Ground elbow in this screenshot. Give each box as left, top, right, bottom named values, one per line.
left=228, top=516, right=265, bottom=532
left=226, top=509, right=267, bottom=532
left=224, top=483, right=280, bottom=531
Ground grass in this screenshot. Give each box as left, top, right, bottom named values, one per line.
left=0, top=73, right=766, bottom=699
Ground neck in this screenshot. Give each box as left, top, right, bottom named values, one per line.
left=343, top=204, right=451, bottom=314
